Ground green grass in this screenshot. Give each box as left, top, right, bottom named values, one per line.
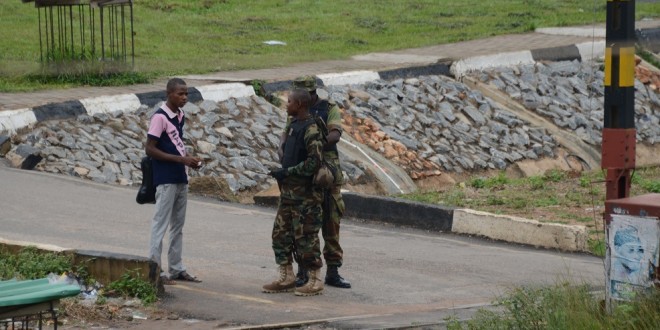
left=446, top=283, right=660, bottom=330
left=107, top=270, right=158, bottom=305
left=0, top=246, right=73, bottom=280
left=1, top=0, right=658, bottom=91
left=0, top=246, right=157, bottom=305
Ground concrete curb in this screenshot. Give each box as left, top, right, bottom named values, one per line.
left=0, top=84, right=256, bottom=134
left=452, top=209, right=588, bottom=252
left=254, top=192, right=589, bottom=252
left=0, top=238, right=159, bottom=285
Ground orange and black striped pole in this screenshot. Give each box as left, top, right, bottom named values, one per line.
left=602, top=0, right=636, bottom=202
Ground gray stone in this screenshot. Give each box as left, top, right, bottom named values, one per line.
left=198, top=100, right=218, bottom=113
left=462, top=106, right=486, bottom=125
left=0, top=135, right=10, bottom=156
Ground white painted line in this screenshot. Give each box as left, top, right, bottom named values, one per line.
left=79, top=94, right=142, bottom=116
left=0, top=108, right=37, bottom=134
left=196, top=83, right=255, bottom=102
left=576, top=40, right=606, bottom=61
left=317, top=71, right=381, bottom=86
left=450, top=51, right=535, bottom=78
left=340, top=139, right=404, bottom=194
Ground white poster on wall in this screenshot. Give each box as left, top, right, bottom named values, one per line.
left=608, top=214, right=660, bottom=300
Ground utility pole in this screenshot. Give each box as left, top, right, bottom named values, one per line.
left=603, top=0, right=660, bottom=309
left=602, top=0, right=636, bottom=201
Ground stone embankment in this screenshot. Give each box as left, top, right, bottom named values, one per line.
left=1, top=60, right=659, bottom=196
left=325, top=74, right=558, bottom=179
left=471, top=60, right=660, bottom=146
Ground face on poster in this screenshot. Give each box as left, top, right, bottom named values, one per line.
left=609, top=214, right=660, bottom=300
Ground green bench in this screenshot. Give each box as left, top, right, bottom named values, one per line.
left=0, top=278, right=81, bottom=330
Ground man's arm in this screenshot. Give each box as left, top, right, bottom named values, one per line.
left=145, top=138, right=202, bottom=168
left=325, top=104, right=342, bottom=146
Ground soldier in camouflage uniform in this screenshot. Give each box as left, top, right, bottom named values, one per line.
left=263, top=88, right=325, bottom=296
left=279, top=76, right=351, bottom=289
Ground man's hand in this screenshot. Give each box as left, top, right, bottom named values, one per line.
left=269, top=168, right=288, bottom=181
left=182, top=156, right=203, bottom=169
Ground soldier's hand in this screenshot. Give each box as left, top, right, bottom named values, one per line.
left=269, top=167, right=288, bottom=181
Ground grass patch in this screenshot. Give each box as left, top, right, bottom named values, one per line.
left=1, top=1, right=657, bottom=91
left=107, top=270, right=158, bottom=305
left=0, top=246, right=73, bottom=280
left=446, top=283, right=660, bottom=329
left=637, top=46, right=660, bottom=70
left=0, top=246, right=157, bottom=305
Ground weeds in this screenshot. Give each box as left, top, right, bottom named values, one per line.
left=0, top=246, right=73, bottom=280
left=637, top=46, right=660, bottom=70
left=450, top=283, right=660, bottom=329
left=0, top=246, right=158, bottom=306
left=106, top=270, right=158, bottom=305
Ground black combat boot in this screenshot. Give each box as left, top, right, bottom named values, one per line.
left=295, top=265, right=308, bottom=287
left=325, top=265, right=351, bottom=288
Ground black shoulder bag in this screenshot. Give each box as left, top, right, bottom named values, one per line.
left=136, top=156, right=156, bottom=204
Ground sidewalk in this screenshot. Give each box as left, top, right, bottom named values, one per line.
left=1, top=19, right=658, bottom=112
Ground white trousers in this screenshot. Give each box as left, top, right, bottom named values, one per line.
left=149, top=183, right=188, bottom=277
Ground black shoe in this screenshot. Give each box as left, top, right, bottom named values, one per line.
left=295, top=266, right=308, bottom=287
left=325, top=266, right=351, bottom=289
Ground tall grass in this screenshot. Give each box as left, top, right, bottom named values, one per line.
left=447, top=283, right=660, bottom=329
left=1, top=0, right=658, bottom=91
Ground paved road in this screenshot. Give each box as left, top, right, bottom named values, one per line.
left=0, top=164, right=605, bottom=327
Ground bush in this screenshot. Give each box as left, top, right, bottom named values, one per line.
left=485, top=172, right=509, bottom=189
left=452, top=283, right=660, bottom=329
left=528, top=175, right=545, bottom=190
left=107, top=270, right=158, bottom=305
left=469, top=177, right=486, bottom=189
left=543, top=169, right=566, bottom=183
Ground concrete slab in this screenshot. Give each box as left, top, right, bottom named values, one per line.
left=0, top=109, right=36, bottom=134
left=450, top=51, right=535, bottom=78
left=80, top=94, right=142, bottom=116
left=195, top=83, right=255, bottom=102
left=317, top=70, right=381, bottom=86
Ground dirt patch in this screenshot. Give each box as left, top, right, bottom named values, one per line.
left=55, top=297, right=228, bottom=329
left=189, top=176, right=260, bottom=204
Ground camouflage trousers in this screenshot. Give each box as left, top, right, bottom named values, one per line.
left=271, top=197, right=323, bottom=270
left=322, top=185, right=346, bottom=267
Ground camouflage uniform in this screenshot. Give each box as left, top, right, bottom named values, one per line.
left=284, top=96, right=346, bottom=268
left=272, top=116, right=324, bottom=270
left=313, top=101, right=346, bottom=268
left=290, top=76, right=348, bottom=274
